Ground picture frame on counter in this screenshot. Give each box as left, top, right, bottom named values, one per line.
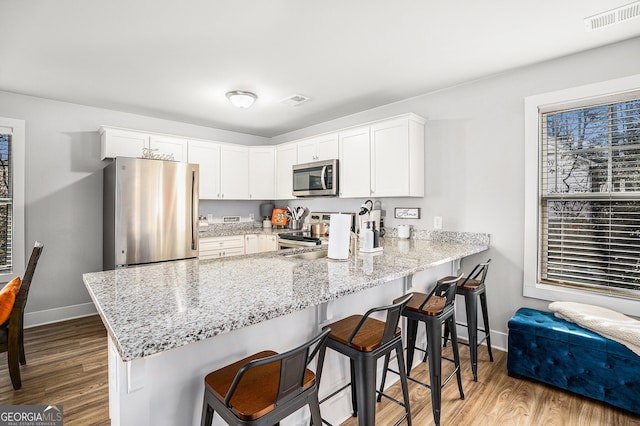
left=394, top=207, right=421, bottom=219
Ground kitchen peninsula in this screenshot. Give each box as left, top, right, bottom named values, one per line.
left=83, top=232, right=489, bottom=426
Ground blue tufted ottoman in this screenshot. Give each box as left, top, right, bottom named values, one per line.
left=507, top=308, right=640, bottom=415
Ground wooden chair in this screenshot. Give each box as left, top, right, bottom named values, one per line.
left=201, top=328, right=330, bottom=426
left=0, top=241, right=44, bottom=390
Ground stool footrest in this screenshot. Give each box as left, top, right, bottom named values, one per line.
left=319, top=382, right=351, bottom=406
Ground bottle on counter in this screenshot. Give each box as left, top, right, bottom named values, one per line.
left=362, top=221, right=374, bottom=251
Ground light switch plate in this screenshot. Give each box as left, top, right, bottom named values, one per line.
left=223, top=215, right=241, bottom=223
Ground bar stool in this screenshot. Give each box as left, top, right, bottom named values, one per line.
left=441, top=259, right=492, bottom=381
left=379, top=275, right=464, bottom=426
left=320, top=295, right=413, bottom=426
left=200, top=328, right=330, bottom=426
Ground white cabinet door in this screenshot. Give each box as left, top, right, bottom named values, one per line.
left=249, top=146, right=275, bottom=200
left=316, top=134, right=339, bottom=161
left=220, top=145, right=249, bottom=199
left=258, top=234, right=277, bottom=252
left=188, top=141, right=221, bottom=199
left=276, top=143, right=297, bottom=200
left=339, top=126, right=371, bottom=198
left=370, top=119, right=409, bottom=197
left=149, top=135, right=188, bottom=162
left=100, top=128, right=149, bottom=159
left=296, top=134, right=339, bottom=163
left=296, top=140, right=317, bottom=163
left=244, top=234, right=259, bottom=254
left=370, top=116, right=425, bottom=197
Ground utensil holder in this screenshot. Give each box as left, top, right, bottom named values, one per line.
left=289, top=219, right=303, bottom=230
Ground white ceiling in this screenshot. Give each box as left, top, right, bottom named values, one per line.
left=1, top=1, right=639, bottom=137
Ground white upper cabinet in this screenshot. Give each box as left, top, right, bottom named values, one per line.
left=338, top=126, right=371, bottom=198
left=149, top=134, right=188, bottom=162
left=276, top=143, right=298, bottom=200
left=220, top=145, right=249, bottom=199
left=249, top=146, right=275, bottom=200
left=297, top=134, right=339, bottom=163
left=100, top=127, right=188, bottom=161
left=187, top=140, right=221, bottom=200
left=100, top=127, right=149, bottom=160
left=370, top=115, right=424, bottom=197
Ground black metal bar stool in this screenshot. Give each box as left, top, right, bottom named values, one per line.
left=320, top=295, right=413, bottom=426
left=441, top=259, right=492, bottom=381
left=200, top=328, right=330, bottom=426
left=379, top=275, right=464, bottom=426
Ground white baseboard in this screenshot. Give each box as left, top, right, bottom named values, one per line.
left=24, top=302, right=98, bottom=328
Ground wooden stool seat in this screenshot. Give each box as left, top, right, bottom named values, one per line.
left=396, top=292, right=446, bottom=316
left=326, top=315, right=400, bottom=352
left=201, top=329, right=330, bottom=426
left=204, top=350, right=316, bottom=421
left=438, top=275, right=482, bottom=291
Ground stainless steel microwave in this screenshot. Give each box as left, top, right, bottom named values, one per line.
left=292, top=159, right=339, bottom=197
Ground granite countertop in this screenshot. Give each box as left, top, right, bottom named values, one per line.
left=199, top=221, right=287, bottom=238
left=83, top=234, right=489, bottom=361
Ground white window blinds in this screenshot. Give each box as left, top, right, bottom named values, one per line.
left=540, top=91, right=640, bottom=297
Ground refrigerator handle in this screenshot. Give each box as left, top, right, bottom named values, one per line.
left=191, top=169, right=198, bottom=250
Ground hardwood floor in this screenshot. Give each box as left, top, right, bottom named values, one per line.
left=0, top=315, right=109, bottom=426
left=0, top=315, right=638, bottom=425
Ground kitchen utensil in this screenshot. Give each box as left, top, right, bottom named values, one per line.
left=288, top=219, right=303, bottom=230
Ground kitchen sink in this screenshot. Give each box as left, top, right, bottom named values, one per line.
left=281, top=250, right=328, bottom=260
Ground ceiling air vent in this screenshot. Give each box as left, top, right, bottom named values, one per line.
left=280, top=94, right=310, bottom=107
left=584, top=1, right=640, bottom=31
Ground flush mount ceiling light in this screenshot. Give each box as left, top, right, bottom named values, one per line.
left=225, top=90, right=258, bottom=109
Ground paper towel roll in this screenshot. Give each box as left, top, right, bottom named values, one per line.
left=328, top=214, right=351, bottom=260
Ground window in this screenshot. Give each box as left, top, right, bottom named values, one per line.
left=0, top=132, right=12, bottom=271
left=524, top=75, right=640, bottom=315
left=0, top=118, right=24, bottom=280
left=540, top=93, right=640, bottom=298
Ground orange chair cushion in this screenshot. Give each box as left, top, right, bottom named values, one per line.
left=0, top=277, right=21, bottom=325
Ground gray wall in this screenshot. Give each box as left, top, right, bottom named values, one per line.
left=274, top=36, right=640, bottom=346
left=0, top=91, right=268, bottom=325
left=1, top=36, right=638, bottom=339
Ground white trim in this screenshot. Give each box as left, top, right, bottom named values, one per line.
left=23, top=302, right=98, bottom=328
left=523, top=74, right=640, bottom=316
left=0, top=117, right=25, bottom=282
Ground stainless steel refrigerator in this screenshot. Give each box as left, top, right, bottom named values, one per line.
left=103, top=157, right=199, bottom=269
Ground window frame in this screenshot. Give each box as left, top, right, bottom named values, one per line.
left=524, top=74, right=640, bottom=317
left=0, top=117, right=25, bottom=282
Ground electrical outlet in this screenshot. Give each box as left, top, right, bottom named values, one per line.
left=434, top=216, right=442, bottom=230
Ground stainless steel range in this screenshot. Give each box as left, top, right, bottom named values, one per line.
left=277, top=211, right=355, bottom=250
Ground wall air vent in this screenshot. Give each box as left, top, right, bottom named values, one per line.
left=280, top=94, right=311, bottom=107
left=584, top=1, right=640, bottom=31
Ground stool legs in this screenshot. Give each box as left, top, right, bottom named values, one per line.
left=464, top=290, right=480, bottom=381
left=353, top=355, right=377, bottom=426
left=479, top=291, right=494, bottom=362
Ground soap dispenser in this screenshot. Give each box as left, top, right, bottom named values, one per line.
left=362, top=221, right=374, bottom=251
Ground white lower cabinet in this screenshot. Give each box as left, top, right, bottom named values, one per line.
left=258, top=234, right=277, bottom=252
left=244, top=234, right=259, bottom=254
left=246, top=234, right=278, bottom=254
left=199, top=236, right=245, bottom=259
